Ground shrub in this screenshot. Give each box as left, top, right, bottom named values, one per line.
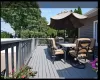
left=20, top=30, right=30, bottom=38
left=1, top=32, right=11, bottom=38
left=1, top=65, right=37, bottom=79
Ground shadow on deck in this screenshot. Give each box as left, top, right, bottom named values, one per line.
left=28, top=46, right=97, bottom=79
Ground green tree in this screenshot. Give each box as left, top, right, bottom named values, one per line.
left=73, top=6, right=82, bottom=38
left=74, top=9, right=78, bottom=13
left=78, top=6, right=82, bottom=15
left=1, top=1, right=41, bottom=37
left=66, top=7, right=82, bottom=38
left=46, top=27, right=57, bottom=38
left=57, top=30, right=65, bottom=37
left=1, top=31, right=12, bottom=38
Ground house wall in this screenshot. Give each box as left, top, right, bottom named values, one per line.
left=79, top=15, right=98, bottom=38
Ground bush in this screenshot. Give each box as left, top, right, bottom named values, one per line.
left=1, top=32, right=11, bottom=38
left=20, top=30, right=30, bottom=38
left=1, top=65, right=37, bottom=79
left=30, top=31, right=47, bottom=38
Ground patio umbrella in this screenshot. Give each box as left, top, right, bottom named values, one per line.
left=48, top=10, right=87, bottom=30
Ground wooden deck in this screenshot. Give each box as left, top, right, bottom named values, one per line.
left=28, top=46, right=97, bottom=79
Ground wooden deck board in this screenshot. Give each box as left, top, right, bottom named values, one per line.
left=34, top=49, right=40, bottom=78
left=42, top=48, right=47, bottom=78
left=28, top=46, right=97, bottom=79
left=44, top=49, right=59, bottom=78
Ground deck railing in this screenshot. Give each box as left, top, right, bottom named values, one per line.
left=36, top=38, right=48, bottom=46
left=1, top=38, right=39, bottom=77
left=1, top=38, right=48, bottom=77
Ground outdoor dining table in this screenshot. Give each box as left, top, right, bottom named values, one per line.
left=56, top=42, right=76, bottom=62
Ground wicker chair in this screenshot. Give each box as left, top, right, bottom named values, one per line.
left=68, top=38, right=91, bottom=69
left=49, top=38, right=65, bottom=64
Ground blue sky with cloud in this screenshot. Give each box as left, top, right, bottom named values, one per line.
left=1, top=1, right=97, bottom=34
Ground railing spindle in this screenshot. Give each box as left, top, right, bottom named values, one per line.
left=5, top=48, right=9, bottom=77
left=16, top=43, right=19, bottom=71
left=11, top=46, right=14, bottom=77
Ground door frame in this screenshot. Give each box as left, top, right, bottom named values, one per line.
left=93, top=20, right=98, bottom=46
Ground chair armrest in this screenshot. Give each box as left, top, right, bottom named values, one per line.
left=51, top=46, right=57, bottom=50
left=69, top=47, right=76, bottom=50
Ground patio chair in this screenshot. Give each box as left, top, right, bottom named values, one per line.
left=47, top=38, right=53, bottom=56
left=68, top=38, right=91, bottom=69
left=49, top=38, right=64, bottom=64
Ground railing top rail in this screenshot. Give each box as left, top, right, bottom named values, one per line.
left=36, top=38, right=48, bottom=39
left=1, top=38, right=32, bottom=45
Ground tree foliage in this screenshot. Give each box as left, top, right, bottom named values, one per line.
left=74, top=9, right=77, bottom=13
left=65, top=7, right=82, bottom=38
left=46, top=27, right=57, bottom=38
left=1, top=1, right=41, bottom=37
left=1, top=31, right=13, bottom=38
left=57, top=30, right=65, bottom=37
left=1, top=1, right=58, bottom=38
left=78, top=6, right=82, bottom=15
left=1, top=2, right=82, bottom=38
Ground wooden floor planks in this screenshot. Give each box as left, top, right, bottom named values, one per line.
left=28, top=46, right=97, bottom=79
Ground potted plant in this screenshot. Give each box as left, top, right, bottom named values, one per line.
left=1, top=65, right=37, bottom=79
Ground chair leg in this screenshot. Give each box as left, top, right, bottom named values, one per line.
left=64, top=54, right=66, bottom=64
left=52, top=55, right=56, bottom=64
left=85, top=58, right=86, bottom=62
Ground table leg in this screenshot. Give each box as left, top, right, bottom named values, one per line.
left=64, top=50, right=66, bottom=63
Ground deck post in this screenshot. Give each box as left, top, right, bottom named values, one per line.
left=16, top=42, right=21, bottom=70
left=5, top=48, right=9, bottom=77
left=11, top=45, right=14, bottom=77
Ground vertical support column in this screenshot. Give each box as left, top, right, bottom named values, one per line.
left=23, top=42, right=25, bottom=65
left=16, top=43, right=19, bottom=71
left=20, top=42, right=22, bottom=67
left=16, top=42, right=21, bottom=70
left=24, top=42, right=27, bottom=64
left=5, top=48, right=9, bottom=77
left=27, top=40, right=30, bottom=58
left=23, top=42, right=25, bottom=64
left=26, top=41, right=28, bottom=60
left=35, top=38, right=36, bottom=49
left=11, top=45, right=14, bottom=77
left=30, top=40, right=32, bottom=56
left=22, top=42, right=24, bottom=65
left=28, top=41, right=30, bottom=58
left=31, top=38, right=34, bottom=56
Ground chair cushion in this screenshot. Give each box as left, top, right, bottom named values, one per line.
left=69, top=50, right=87, bottom=57
left=78, top=54, right=86, bottom=57
left=69, top=50, right=77, bottom=56
left=79, top=49, right=87, bottom=53
left=77, top=38, right=91, bottom=41
left=55, top=49, right=64, bottom=54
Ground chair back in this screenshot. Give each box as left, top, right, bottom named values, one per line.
left=89, top=38, right=96, bottom=51
left=72, top=38, right=91, bottom=57
left=76, top=38, right=91, bottom=56
left=50, top=38, right=58, bottom=49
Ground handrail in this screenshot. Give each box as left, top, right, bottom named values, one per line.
left=1, top=38, right=36, bottom=77
left=1, top=38, right=47, bottom=77
left=1, top=38, right=32, bottom=45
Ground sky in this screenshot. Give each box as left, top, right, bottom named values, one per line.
left=1, top=1, right=97, bottom=35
